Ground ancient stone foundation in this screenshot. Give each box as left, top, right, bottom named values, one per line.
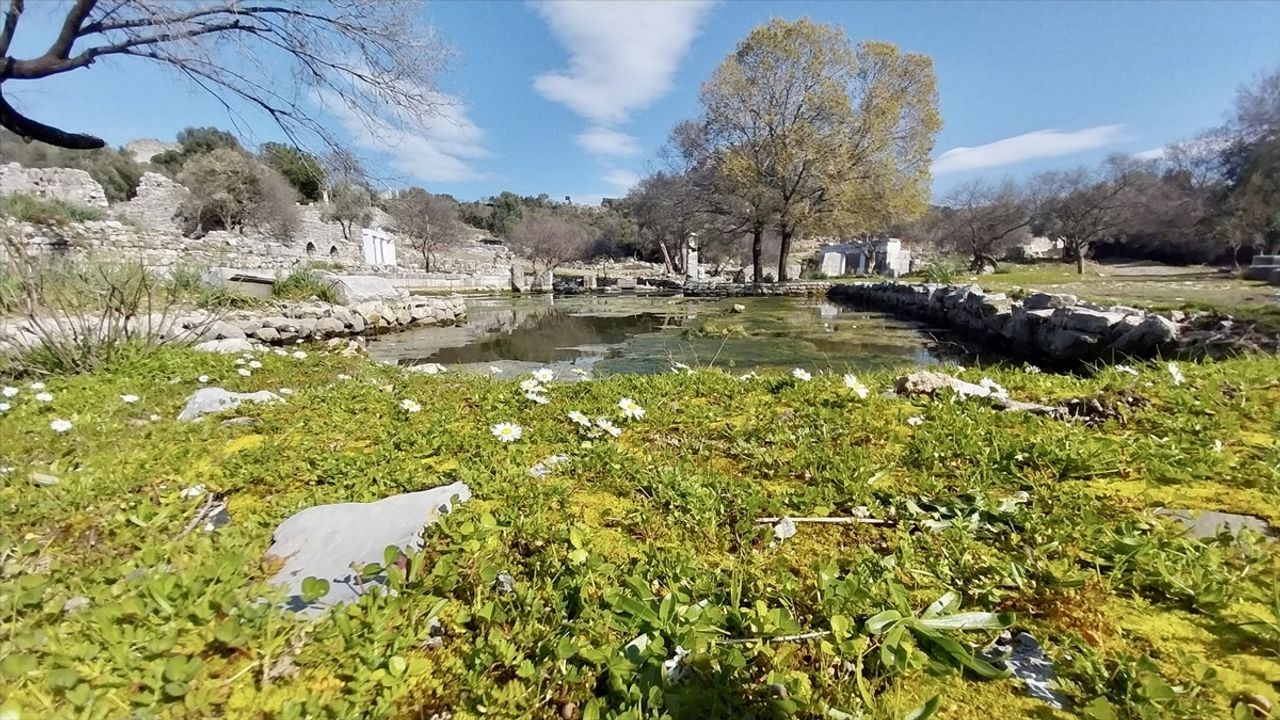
left=683, top=281, right=832, bottom=297
left=828, top=281, right=1180, bottom=362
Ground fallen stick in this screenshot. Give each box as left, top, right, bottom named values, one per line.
left=718, top=630, right=832, bottom=646
left=756, top=516, right=889, bottom=525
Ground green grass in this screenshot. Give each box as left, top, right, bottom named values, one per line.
left=1, top=349, right=1278, bottom=719
left=272, top=267, right=338, bottom=303
left=0, top=192, right=105, bottom=224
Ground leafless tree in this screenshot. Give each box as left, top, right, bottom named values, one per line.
left=507, top=213, right=593, bottom=278
left=386, top=188, right=463, bottom=271
left=0, top=0, right=450, bottom=151
left=940, top=179, right=1030, bottom=272
left=1031, top=159, right=1138, bottom=273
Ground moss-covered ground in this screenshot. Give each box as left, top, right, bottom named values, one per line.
left=1, top=347, right=1277, bottom=719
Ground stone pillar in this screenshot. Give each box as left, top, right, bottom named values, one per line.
left=584, top=275, right=597, bottom=291
left=509, top=264, right=528, bottom=293
left=683, top=232, right=703, bottom=281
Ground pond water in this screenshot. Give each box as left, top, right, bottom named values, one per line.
left=368, top=294, right=956, bottom=377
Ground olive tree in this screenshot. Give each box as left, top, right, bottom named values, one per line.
left=386, top=187, right=464, bottom=271
left=1032, top=161, right=1138, bottom=274
left=0, top=0, right=449, bottom=152
left=941, top=180, right=1030, bottom=272
left=508, top=213, right=593, bottom=278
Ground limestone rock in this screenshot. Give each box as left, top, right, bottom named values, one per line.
left=1023, top=292, right=1077, bottom=310
left=894, top=371, right=992, bottom=399
left=177, top=387, right=282, bottom=422
left=192, top=338, right=257, bottom=354
left=324, top=275, right=408, bottom=306
left=264, top=482, right=471, bottom=614
left=1056, top=308, right=1126, bottom=335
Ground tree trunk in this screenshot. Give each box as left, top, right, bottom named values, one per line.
left=751, top=224, right=764, bottom=283
left=1075, top=243, right=1085, bottom=274
left=658, top=241, right=676, bottom=275
left=777, top=225, right=793, bottom=282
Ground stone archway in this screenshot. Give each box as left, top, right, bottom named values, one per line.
left=305, top=241, right=316, bottom=256
left=329, top=245, right=339, bottom=257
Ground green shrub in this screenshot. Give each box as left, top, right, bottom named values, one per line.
left=920, top=258, right=961, bottom=284
left=272, top=266, right=336, bottom=303
left=0, top=193, right=105, bottom=224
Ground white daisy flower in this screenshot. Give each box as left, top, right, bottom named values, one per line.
left=274, top=348, right=289, bottom=356
left=524, top=391, right=550, bottom=405
left=1022, top=364, right=1042, bottom=375
left=120, top=394, right=140, bottom=404
left=248, top=360, right=263, bottom=369
left=595, top=417, right=621, bottom=438
left=1213, top=439, right=1223, bottom=453
left=1166, top=362, right=1185, bottom=386
left=571, top=368, right=589, bottom=377
left=237, top=368, right=252, bottom=377
left=978, top=377, right=1008, bottom=399
left=842, top=373, right=869, bottom=398
left=662, top=646, right=690, bottom=682
left=234, top=358, right=246, bottom=366
left=292, top=351, right=307, bottom=360
left=2, top=386, right=17, bottom=397
left=618, top=397, right=645, bottom=420
left=568, top=410, right=592, bottom=427
left=0, top=402, right=10, bottom=412
left=336, top=373, right=352, bottom=380
left=179, top=484, right=206, bottom=499
left=49, top=418, right=73, bottom=433
left=491, top=421, right=522, bottom=443
left=519, top=378, right=545, bottom=394
left=1114, top=365, right=1139, bottom=376
left=400, top=399, right=422, bottom=413
left=791, top=368, right=812, bottom=382
left=34, top=392, right=54, bottom=402
left=148, top=414, right=161, bottom=422
left=533, top=368, right=555, bottom=383
left=197, top=375, right=211, bottom=383
left=0, top=465, right=13, bottom=475
left=29, top=382, right=46, bottom=390
left=906, top=416, right=925, bottom=427
left=738, top=372, right=757, bottom=381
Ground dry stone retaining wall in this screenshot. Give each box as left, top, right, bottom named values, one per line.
left=828, top=281, right=1180, bottom=362
left=0, top=163, right=108, bottom=208
left=683, top=281, right=833, bottom=297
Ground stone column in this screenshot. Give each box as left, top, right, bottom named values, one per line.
left=683, top=232, right=702, bottom=281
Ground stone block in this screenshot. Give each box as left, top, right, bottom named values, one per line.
left=324, top=275, right=408, bottom=306
left=1057, top=308, right=1126, bottom=334
left=1023, top=292, right=1077, bottom=310
left=177, top=387, right=281, bottom=422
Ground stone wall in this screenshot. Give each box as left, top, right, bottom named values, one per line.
left=0, top=163, right=108, bottom=208
left=683, top=280, right=833, bottom=297
left=828, top=281, right=1180, bottom=362
left=114, top=172, right=186, bottom=230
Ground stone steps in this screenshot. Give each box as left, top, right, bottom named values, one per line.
left=1243, top=254, right=1280, bottom=282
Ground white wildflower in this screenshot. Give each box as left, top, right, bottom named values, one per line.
left=148, top=414, right=161, bottom=422
left=274, top=348, right=289, bottom=356
left=737, top=371, right=757, bottom=381
left=773, top=517, right=798, bottom=541
left=568, top=410, right=592, bottom=427
left=571, top=368, right=589, bottom=377
left=489, top=366, right=502, bottom=375
left=197, top=375, right=211, bottom=384
left=278, top=388, right=294, bottom=395
left=34, top=392, right=54, bottom=402
left=29, top=382, right=46, bottom=390
left=400, top=399, right=422, bottom=413
left=49, top=418, right=73, bottom=433
left=524, top=391, right=550, bottom=405
left=2, top=386, right=17, bottom=397
left=1022, top=364, right=1042, bottom=375
left=843, top=373, right=869, bottom=398
left=417, top=362, right=446, bottom=375
left=528, top=454, right=569, bottom=478
left=906, top=416, right=925, bottom=427
left=978, top=377, right=1008, bottom=399
left=595, top=417, right=622, bottom=438
left=234, top=358, right=246, bottom=366
left=662, top=646, right=690, bottom=682
left=0, top=466, right=13, bottom=475
left=336, top=373, right=352, bottom=380
left=248, top=360, right=263, bottom=369
left=1166, top=362, right=1185, bottom=385
left=1213, top=439, right=1223, bottom=453
left=618, top=397, right=645, bottom=420
left=237, top=368, right=252, bottom=377
left=1114, top=365, right=1139, bottom=376
left=791, top=368, right=813, bottom=382
left=491, top=421, right=523, bottom=443
left=120, top=394, right=140, bottom=404
left=519, top=378, right=545, bottom=394
left=533, top=368, right=555, bottom=383
left=0, top=402, right=9, bottom=412
left=179, top=484, right=206, bottom=499
left=292, top=351, right=307, bottom=360
left=671, top=362, right=691, bottom=374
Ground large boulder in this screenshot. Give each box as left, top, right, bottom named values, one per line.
left=1112, top=314, right=1178, bottom=355
left=323, top=275, right=408, bottom=306
left=177, top=387, right=282, bottom=422
left=192, top=337, right=257, bottom=354
left=1022, top=292, right=1077, bottom=310
left=264, top=482, right=472, bottom=614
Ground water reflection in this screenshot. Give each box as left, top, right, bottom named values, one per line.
left=368, top=294, right=952, bottom=377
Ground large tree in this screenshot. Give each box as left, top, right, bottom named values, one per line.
left=507, top=213, right=593, bottom=281
left=1032, top=160, right=1138, bottom=273
left=0, top=0, right=448, bottom=152
left=699, top=19, right=940, bottom=281
left=941, top=179, right=1030, bottom=272
left=386, top=187, right=464, bottom=271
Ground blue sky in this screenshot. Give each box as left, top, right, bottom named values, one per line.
left=6, top=1, right=1280, bottom=203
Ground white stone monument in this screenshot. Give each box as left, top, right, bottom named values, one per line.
left=683, top=232, right=704, bottom=281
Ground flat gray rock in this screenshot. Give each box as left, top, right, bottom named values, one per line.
left=1156, top=508, right=1274, bottom=541
left=177, top=387, right=282, bottom=422
left=192, top=338, right=257, bottom=354
left=265, top=482, right=471, bottom=614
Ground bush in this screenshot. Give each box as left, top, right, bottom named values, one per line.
left=920, top=258, right=962, bottom=284
left=175, top=149, right=299, bottom=237
left=0, top=129, right=143, bottom=201
left=272, top=266, right=337, bottom=303
left=0, top=193, right=105, bottom=224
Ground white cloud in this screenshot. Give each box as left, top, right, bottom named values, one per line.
left=1132, top=147, right=1166, bottom=161
left=578, top=126, right=640, bottom=157
left=532, top=1, right=714, bottom=123
left=603, top=168, right=641, bottom=193
left=932, top=125, right=1127, bottom=176
left=324, top=90, right=489, bottom=183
